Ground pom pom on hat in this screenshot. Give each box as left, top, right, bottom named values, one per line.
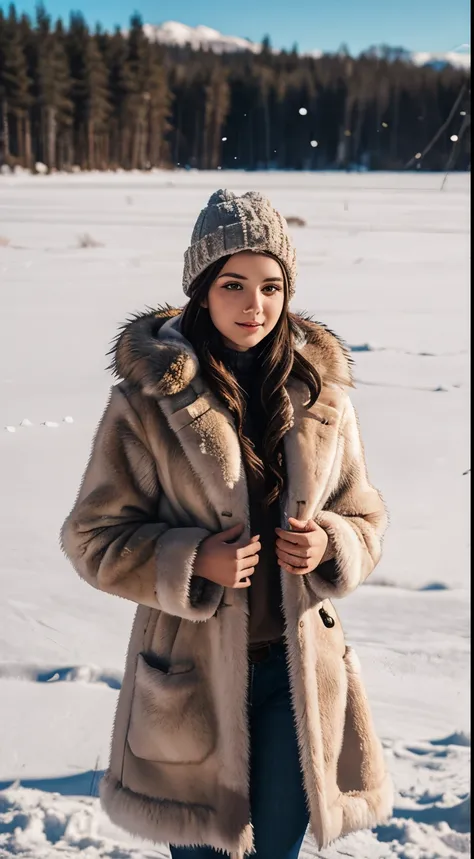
left=206, top=189, right=237, bottom=205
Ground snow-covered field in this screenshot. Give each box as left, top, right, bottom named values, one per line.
left=0, top=170, right=470, bottom=858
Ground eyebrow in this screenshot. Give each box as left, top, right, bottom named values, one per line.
left=216, top=272, right=284, bottom=282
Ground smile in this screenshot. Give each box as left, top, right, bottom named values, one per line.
left=236, top=322, right=263, bottom=329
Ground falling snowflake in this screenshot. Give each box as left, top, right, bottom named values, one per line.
left=415, top=152, right=422, bottom=159
left=450, top=134, right=459, bottom=142
left=299, top=108, right=308, bottom=116
left=222, top=137, right=227, bottom=142
left=310, top=140, right=318, bottom=148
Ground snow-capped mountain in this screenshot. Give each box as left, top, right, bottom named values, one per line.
left=411, top=50, right=470, bottom=70
left=142, top=21, right=261, bottom=54
left=363, top=44, right=471, bottom=69
left=143, top=21, right=471, bottom=69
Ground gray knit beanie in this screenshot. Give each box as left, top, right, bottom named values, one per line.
left=183, top=189, right=297, bottom=298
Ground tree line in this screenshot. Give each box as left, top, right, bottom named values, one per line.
left=0, top=4, right=470, bottom=173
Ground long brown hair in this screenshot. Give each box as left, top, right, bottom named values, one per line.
left=180, top=254, right=321, bottom=504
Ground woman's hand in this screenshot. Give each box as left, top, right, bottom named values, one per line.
left=275, top=517, right=331, bottom=575
left=194, top=523, right=261, bottom=588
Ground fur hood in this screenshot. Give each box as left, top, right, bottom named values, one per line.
left=109, top=306, right=354, bottom=398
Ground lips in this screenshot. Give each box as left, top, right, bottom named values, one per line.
left=236, top=322, right=262, bottom=328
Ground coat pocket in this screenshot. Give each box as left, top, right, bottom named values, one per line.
left=128, top=652, right=216, bottom=765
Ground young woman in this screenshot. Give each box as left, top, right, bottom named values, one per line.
left=61, top=189, right=392, bottom=859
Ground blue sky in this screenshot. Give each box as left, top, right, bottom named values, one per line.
left=1, top=0, right=470, bottom=55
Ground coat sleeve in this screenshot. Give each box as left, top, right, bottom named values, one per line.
left=308, top=396, right=388, bottom=599
left=60, top=385, right=224, bottom=621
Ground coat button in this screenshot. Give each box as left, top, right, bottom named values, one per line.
left=299, top=620, right=304, bottom=628
left=319, top=607, right=335, bottom=629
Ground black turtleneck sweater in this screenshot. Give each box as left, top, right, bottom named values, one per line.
left=220, top=344, right=285, bottom=645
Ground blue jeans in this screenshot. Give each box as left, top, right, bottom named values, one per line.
left=170, top=641, right=309, bottom=859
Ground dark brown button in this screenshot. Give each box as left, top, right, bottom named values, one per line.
left=319, top=607, right=335, bottom=629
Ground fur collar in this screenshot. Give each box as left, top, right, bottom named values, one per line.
left=109, top=306, right=353, bottom=397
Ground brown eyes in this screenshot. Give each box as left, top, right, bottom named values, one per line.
left=221, top=282, right=281, bottom=293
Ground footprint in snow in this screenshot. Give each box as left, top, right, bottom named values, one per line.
left=4, top=417, right=74, bottom=432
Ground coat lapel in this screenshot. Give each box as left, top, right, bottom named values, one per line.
left=150, top=315, right=251, bottom=537
left=158, top=385, right=250, bottom=536
left=157, top=379, right=252, bottom=615
left=156, top=315, right=347, bottom=536
left=283, top=378, right=344, bottom=525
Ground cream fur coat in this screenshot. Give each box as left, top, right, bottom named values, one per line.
left=61, top=308, right=392, bottom=857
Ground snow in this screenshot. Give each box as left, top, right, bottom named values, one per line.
left=142, top=20, right=261, bottom=54
left=411, top=50, right=471, bottom=70
left=140, top=20, right=471, bottom=68
left=0, top=170, right=470, bottom=858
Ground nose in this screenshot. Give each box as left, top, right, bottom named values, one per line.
left=243, top=292, right=264, bottom=315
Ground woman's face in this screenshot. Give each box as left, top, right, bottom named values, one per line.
left=202, top=251, right=286, bottom=352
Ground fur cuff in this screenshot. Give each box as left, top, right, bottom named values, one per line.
left=310, top=511, right=366, bottom=599
left=155, top=527, right=224, bottom=621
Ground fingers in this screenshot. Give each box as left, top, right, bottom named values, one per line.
left=275, top=523, right=324, bottom=546
left=287, top=517, right=319, bottom=532
left=276, top=548, right=308, bottom=568
left=280, top=561, right=311, bottom=575
left=234, top=577, right=252, bottom=589
left=276, top=537, right=311, bottom=559
left=234, top=568, right=255, bottom=587
left=236, top=542, right=261, bottom=560
left=239, top=553, right=260, bottom=571
left=275, top=527, right=308, bottom=545
left=221, top=525, right=260, bottom=553
left=233, top=560, right=257, bottom=587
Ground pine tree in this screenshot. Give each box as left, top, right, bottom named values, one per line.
left=17, top=11, right=36, bottom=168
left=85, top=34, right=110, bottom=169
left=124, top=14, right=171, bottom=169
left=203, top=62, right=230, bottom=169
left=35, top=8, right=73, bottom=170
left=66, top=12, right=109, bottom=168
left=104, top=28, right=134, bottom=168
left=0, top=4, right=32, bottom=166
left=142, top=44, right=171, bottom=167
left=127, top=13, right=149, bottom=168
left=0, top=9, right=11, bottom=164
